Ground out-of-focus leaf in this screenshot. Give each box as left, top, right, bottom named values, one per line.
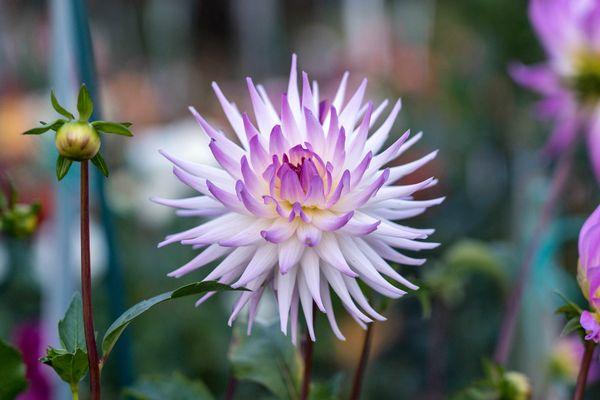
left=309, top=374, right=344, bottom=400
left=58, top=292, right=86, bottom=352
left=444, top=240, right=504, bottom=282
left=77, top=84, right=93, bottom=121
left=229, top=321, right=302, bottom=400
left=560, top=317, right=582, bottom=337
left=123, top=372, right=214, bottom=400
left=102, top=281, right=242, bottom=361
left=40, top=347, right=88, bottom=387
left=0, top=339, right=28, bottom=400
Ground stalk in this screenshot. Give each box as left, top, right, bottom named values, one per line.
left=573, top=341, right=596, bottom=400
left=300, top=329, right=314, bottom=400
left=224, top=375, right=237, bottom=400
left=81, top=160, right=101, bottom=399
left=349, top=323, right=374, bottom=400
left=494, top=147, right=574, bottom=365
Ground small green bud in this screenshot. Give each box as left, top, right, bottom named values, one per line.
left=502, top=371, right=532, bottom=400
left=1, top=203, right=41, bottom=239
left=55, top=121, right=101, bottom=161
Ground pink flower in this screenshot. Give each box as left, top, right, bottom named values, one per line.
left=577, top=204, right=600, bottom=307
left=153, top=55, right=442, bottom=342
left=511, top=0, right=600, bottom=180
left=581, top=311, right=600, bottom=343
left=578, top=205, right=600, bottom=342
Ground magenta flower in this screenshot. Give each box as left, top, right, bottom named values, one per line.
left=511, top=0, right=600, bottom=179
left=578, top=205, right=600, bottom=342
left=153, top=55, right=442, bottom=341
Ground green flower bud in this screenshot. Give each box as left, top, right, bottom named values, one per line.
left=55, top=121, right=101, bottom=161
left=502, top=371, right=532, bottom=400
left=0, top=203, right=41, bottom=239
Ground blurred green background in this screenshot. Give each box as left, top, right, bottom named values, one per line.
left=1, top=0, right=599, bottom=399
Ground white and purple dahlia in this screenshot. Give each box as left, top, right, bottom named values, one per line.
left=153, top=55, right=442, bottom=342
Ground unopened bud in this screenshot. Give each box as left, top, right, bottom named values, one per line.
left=503, top=371, right=532, bottom=400
left=55, top=121, right=100, bottom=161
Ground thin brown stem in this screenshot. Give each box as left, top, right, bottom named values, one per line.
left=81, top=161, right=100, bottom=399
left=494, top=147, right=574, bottom=365
left=224, top=374, right=237, bottom=400
left=349, top=323, right=374, bottom=400
left=573, top=341, right=596, bottom=400
left=300, top=329, right=314, bottom=400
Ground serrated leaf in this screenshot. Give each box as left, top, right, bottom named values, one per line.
left=56, top=155, right=73, bottom=181
left=77, top=84, right=93, bottom=121
left=123, top=373, right=214, bottom=400
left=0, top=339, right=28, bottom=399
left=560, top=316, right=582, bottom=337
left=51, top=90, right=75, bottom=120
left=41, top=347, right=88, bottom=386
left=101, top=281, right=242, bottom=360
left=91, top=153, right=109, bottom=177
left=229, top=321, right=302, bottom=400
left=23, top=119, right=66, bottom=135
left=91, top=121, right=133, bottom=136
left=58, top=292, right=86, bottom=352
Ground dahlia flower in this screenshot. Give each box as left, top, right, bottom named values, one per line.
left=577, top=204, right=600, bottom=342
left=153, top=55, right=442, bottom=341
left=511, top=0, right=600, bottom=179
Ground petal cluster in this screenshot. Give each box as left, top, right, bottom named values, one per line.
left=511, top=0, right=600, bottom=179
left=153, top=55, right=442, bottom=341
left=578, top=204, right=600, bottom=342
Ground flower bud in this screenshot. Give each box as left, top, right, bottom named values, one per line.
left=503, top=372, right=532, bottom=400
left=55, top=121, right=100, bottom=161
left=0, top=203, right=41, bottom=239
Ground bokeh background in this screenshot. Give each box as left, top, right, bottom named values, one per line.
left=1, top=0, right=599, bottom=399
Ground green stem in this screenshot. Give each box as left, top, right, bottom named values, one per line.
left=70, top=383, right=79, bottom=400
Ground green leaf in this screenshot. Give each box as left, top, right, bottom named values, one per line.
left=77, top=84, right=93, bottom=121
left=0, top=339, right=28, bottom=399
left=229, top=321, right=302, bottom=400
left=309, top=374, right=344, bottom=400
left=91, top=153, right=109, bottom=177
left=91, top=121, right=133, bottom=136
left=560, top=316, right=583, bottom=337
left=101, top=281, right=241, bottom=360
left=56, top=155, right=73, bottom=181
left=120, top=122, right=133, bottom=127
left=41, top=347, right=88, bottom=386
left=51, top=90, right=75, bottom=120
left=123, top=373, right=214, bottom=400
left=23, top=119, right=66, bottom=135
left=58, top=292, right=86, bottom=352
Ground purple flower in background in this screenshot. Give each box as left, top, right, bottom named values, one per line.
left=12, top=322, right=51, bottom=400
left=578, top=205, right=600, bottom=342
left=511, top=0, right=600, bottom=179
left=153, top=55, right=442, bottom=342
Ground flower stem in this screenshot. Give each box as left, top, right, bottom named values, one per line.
left=70, top=384, right=79, bottom=400
left=494, top=147, right=573, bottom=365
left=300, top=329, right=314, bottom=400
left=224, top=374, right=237, bottom=400
left=573, top=341, right=596, bottom=400
left=349, top=323, right=374, bottom=400
left=81, top=160, right=101, bottom=399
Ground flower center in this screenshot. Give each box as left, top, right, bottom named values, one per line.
left=571, top=53, right=600, bottom=103
left=265, top=144, right=331, bottom=210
